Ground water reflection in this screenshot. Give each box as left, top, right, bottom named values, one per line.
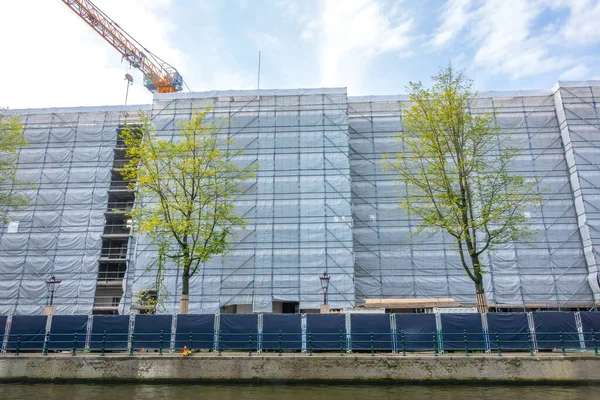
left=0, top=383, right=596, bottom=400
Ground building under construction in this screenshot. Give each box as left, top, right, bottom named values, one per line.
left=1, top=81, right=600, bottom=315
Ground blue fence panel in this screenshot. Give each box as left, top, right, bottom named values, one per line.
left=395, top=314, right=437, bottom=351
left=262, top=314, right=302, bottom=351
left=532, top=312, right=579, bottom=350
left=579, top=312, right=600, bottom=349
left=440, top=313, right=485, bottom=351
left=350, top=314, right=392, bottom=351
left=175, top=314, right=214, bottom=350
left=219, top=314, right=258, bottom=350
left=0, top=315, right=6, bottom=346
left=133, top=315, right=172, bottom=350
left=6, top=315, right=47, bottom=350
left=487, top=313, right=530, bottom=350
left=48, top=315, right=88, bottom=350
left=89, top=315, right=130, bottom=350
left=306, top=314, right=346, bottom=350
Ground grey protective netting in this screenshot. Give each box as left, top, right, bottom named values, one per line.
left=1, top=82, right=600, bottom=316
left=120, top=88, right=355, bottom=314
left=0, top=106, right=148, bottom=315
left=348, top=84, right=599, bottom=308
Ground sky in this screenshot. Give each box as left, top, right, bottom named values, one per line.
left=0, top=0, right=599, bottom=109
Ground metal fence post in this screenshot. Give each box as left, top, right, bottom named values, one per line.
left=370, top=332, right=374, bottom=357
left=248, top=334, right=253, bottom=357
left=309, top=333, right=313, bottom=356
left=218, top=329, right=222, bottom=356
left=129, top=333, right=134, bottom=356
left=527, top=329, right=533, bottom=356
left=592, top=329, right=599, bottom=356
left=401, top=330, right=406, bottom=357
left=72, top=333, right=78, bottom=356
left=159, top=330, right=164, bottom=356
left=464, top=330, right=469, bottom=356
left=496, top=332, right=502, bottom=357
left=100, top=330, right=106, bottom=356
left=433, top=332, right=438, bottom=356
left=278, top=330, right=282, bottom=357
left=339, top=329, right=344, bottom=356
left=560, top=331, right=566, bottom=356
left=42, top=332, right=49, bottom=356
left=15, top=335, right=21, bottom=357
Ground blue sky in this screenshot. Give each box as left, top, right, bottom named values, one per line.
left=1, top=0, right=599, bottom=108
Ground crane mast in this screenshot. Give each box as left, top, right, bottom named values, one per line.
left=60, top=0, right=183, bottom=93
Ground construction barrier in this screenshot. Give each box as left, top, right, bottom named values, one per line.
left=89, top=315, right=130, bottom=351
left=0, top=315, right=6, bottom=346
left=487, top=312, right=530, bottom=351
left=219, top=314, right=258, bottom=351
left=47, top=315, right=88, bottom=351
left=306, top=314, right=346, bottom=351
left=262, top=314, right=302, bottom=351
left=6, top=315, right=47, bottom=351
left=532, top=312, right=579, bottom=350
left=1, top=311, right=599, bottom=356
left=175, top=314, right=214, bottom=350
left=440, top=313, right=485, bottom=351
left=133, top=314, right=172, bottom=350
left=395, top=313, right=437, bottom=351
left=350, top=314, right=392, bottom=351
left=579, top=311, right=600, bottom=350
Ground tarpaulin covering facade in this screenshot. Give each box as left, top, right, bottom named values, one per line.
left=0, top=105, right=149, bottom=315
left=0, top=82, right=599, bottom=315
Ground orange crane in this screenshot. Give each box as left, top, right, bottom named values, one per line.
left=60, top=0, right=183, bottom=93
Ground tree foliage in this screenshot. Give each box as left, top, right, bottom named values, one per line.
left=386, top=65, right=541, bottom=308
left=0, top=112, right=29, bottom=224
left=121, top=108, right=257, bottom=307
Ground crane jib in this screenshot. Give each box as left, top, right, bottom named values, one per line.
left=60, top=0, right=183, bottom=93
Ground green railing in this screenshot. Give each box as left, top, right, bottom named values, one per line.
left=3, top=330, right=598, bottom=356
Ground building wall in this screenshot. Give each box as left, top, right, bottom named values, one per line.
left=348, top=83, right=598, bottom=308
left=0, top=106, right=148, bottom=315
left=1, top=82, right=599, bottom=315
left=121, top=89, right=355, bottom=314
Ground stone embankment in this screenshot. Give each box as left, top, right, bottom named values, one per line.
left=1, top=354, right=599, bottom=382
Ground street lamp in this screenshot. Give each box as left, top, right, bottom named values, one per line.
left=319, top=271, right=330, bottom=306
left=45, top=275, right=62, bottom=307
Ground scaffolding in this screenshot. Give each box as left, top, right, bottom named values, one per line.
left=1, top=82, right=599, bottom=316
left=120, top=89, right=356, bottom=314
left=348, top=83, right=598, bottom=309
left=0, top=105, right=149, bottom=315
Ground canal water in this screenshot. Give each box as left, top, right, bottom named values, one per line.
left=0, top=383, right=597, bottom=399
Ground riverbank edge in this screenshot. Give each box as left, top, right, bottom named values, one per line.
left=1, top=356, right=599, bottom=383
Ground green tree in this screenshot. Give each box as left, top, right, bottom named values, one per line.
left=0, top=112, right=29, bottom=224
left=387, top=66, right=540, bottom=311
left=121, top=108, right=257, bottom=313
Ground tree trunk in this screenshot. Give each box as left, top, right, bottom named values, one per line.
left=470, top=253, right=488, bottom=313
left=474, top=271, right=487, bottom=314
left=180, top=265, right=190, bottom=314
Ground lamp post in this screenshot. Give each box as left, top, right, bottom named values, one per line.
left=45, top=275, right=62, bottom=307
left=319, top=271, right=330, bottom=307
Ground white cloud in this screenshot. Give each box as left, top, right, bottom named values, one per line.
left=555, top=0, right=600, bottom=45
left=430, top=0, right=473, bottom=49
left=0, top=0, right=186, bottom=109
left=315, top=0, right=414, bottom=93
left=469, top=0, right=570, bottom=78
left=427, top=0, right=600, bottom=80
left=559, top=63, right=591, bottom=80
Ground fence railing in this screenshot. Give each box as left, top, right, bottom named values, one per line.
left=3, top=330, right=599, bottom=357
